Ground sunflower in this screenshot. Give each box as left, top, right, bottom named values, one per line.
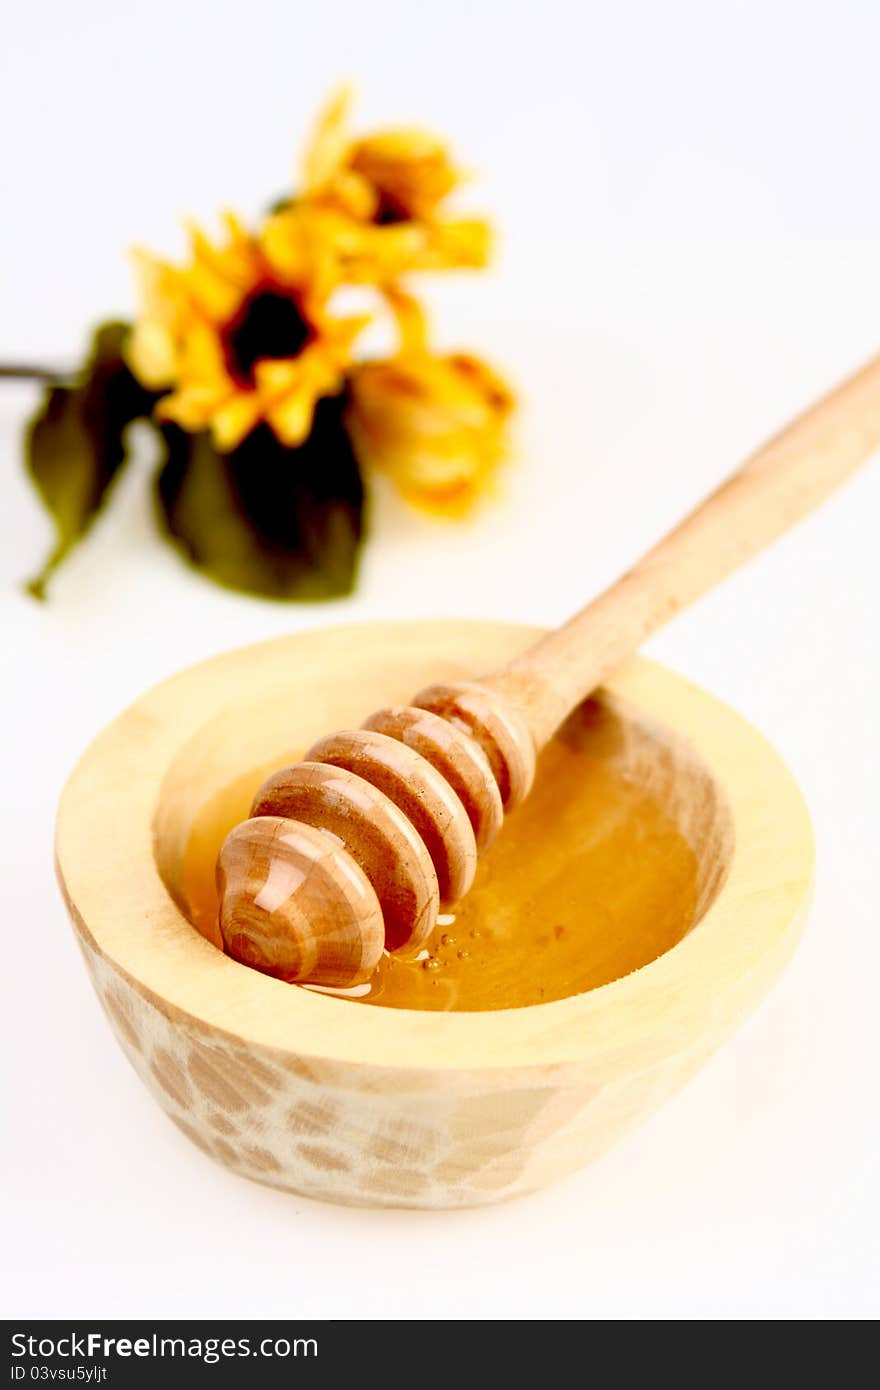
left=305, top=86, right=460, bottom=222
left=126, top=210, right=369, bottom=451
left=261, top=88, right=490, bottom=285
left=347, top=293, right=513, bottom=515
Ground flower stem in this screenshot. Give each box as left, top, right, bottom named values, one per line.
left=0, top=363, right=71, bottom=384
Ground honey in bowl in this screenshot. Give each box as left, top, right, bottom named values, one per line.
left=181, top=701, right=699, bottom=1011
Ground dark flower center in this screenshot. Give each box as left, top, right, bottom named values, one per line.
left=223, top=288, right=314, bottom=387
left=372, top=191, right=410, bottom=225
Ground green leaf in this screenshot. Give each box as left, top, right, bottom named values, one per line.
left=266, top=194, right=296, bottom=215
left=25, top=321, right=157, bottom=598
left=155, top=394, right=364, bottom=600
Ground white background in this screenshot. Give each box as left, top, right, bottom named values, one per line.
left=2, top=0, right=879, bottom=1321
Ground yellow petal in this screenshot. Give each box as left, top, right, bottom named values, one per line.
left=354, top=128, right=452, bottom=163
left=260, top=209, right=310, bottom=282
left=303, top=84, right=354, bottom=190
left=448, top=352, right=515, bottom=415
left=329, top=169, right=378, bottom=221
left=184, top=259, right=243, bottom=323
left=252, top=358, right=302, bottom=397
left=178, top=321, right=226, bottom=380
left=266, top=388, right=314, bottom=446
left=414, top=219, right=492, bottom=271
left=384, top=287, right=428, bottom=353
left=222, top=209, right=252, bottom=248
left=187, top=220, right=254, bottom=284
left=331, top=312, right=371, bottom=354
left=182, top=221, right=256, bottom=320
left=346, top=351, right=512, bottom=516
left=156, top=384, right=226, bottom=432
left=125, top=320, right=177, bottom=389
left=211, top=393, right=264, bottom=451
left=129, top=248, right=181, bottom=325
left=350, top=130, right=460, bottom=219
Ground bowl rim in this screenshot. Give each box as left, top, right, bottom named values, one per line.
left=56, top=619, right=814, bottom=1072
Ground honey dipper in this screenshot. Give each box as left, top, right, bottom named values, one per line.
left=218, top=354, right=880, bottom=988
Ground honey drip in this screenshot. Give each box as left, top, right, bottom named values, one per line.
left=181, top=705, right=699, bottom=1011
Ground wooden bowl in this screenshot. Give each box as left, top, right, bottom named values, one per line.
left=56, top=620, right=813, bottom=1209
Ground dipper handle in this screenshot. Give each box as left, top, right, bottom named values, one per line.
left=484, top=353, right=880, bottom=747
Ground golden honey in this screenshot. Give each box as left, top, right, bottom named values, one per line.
left=181, top=703, right=699, bottom=1011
